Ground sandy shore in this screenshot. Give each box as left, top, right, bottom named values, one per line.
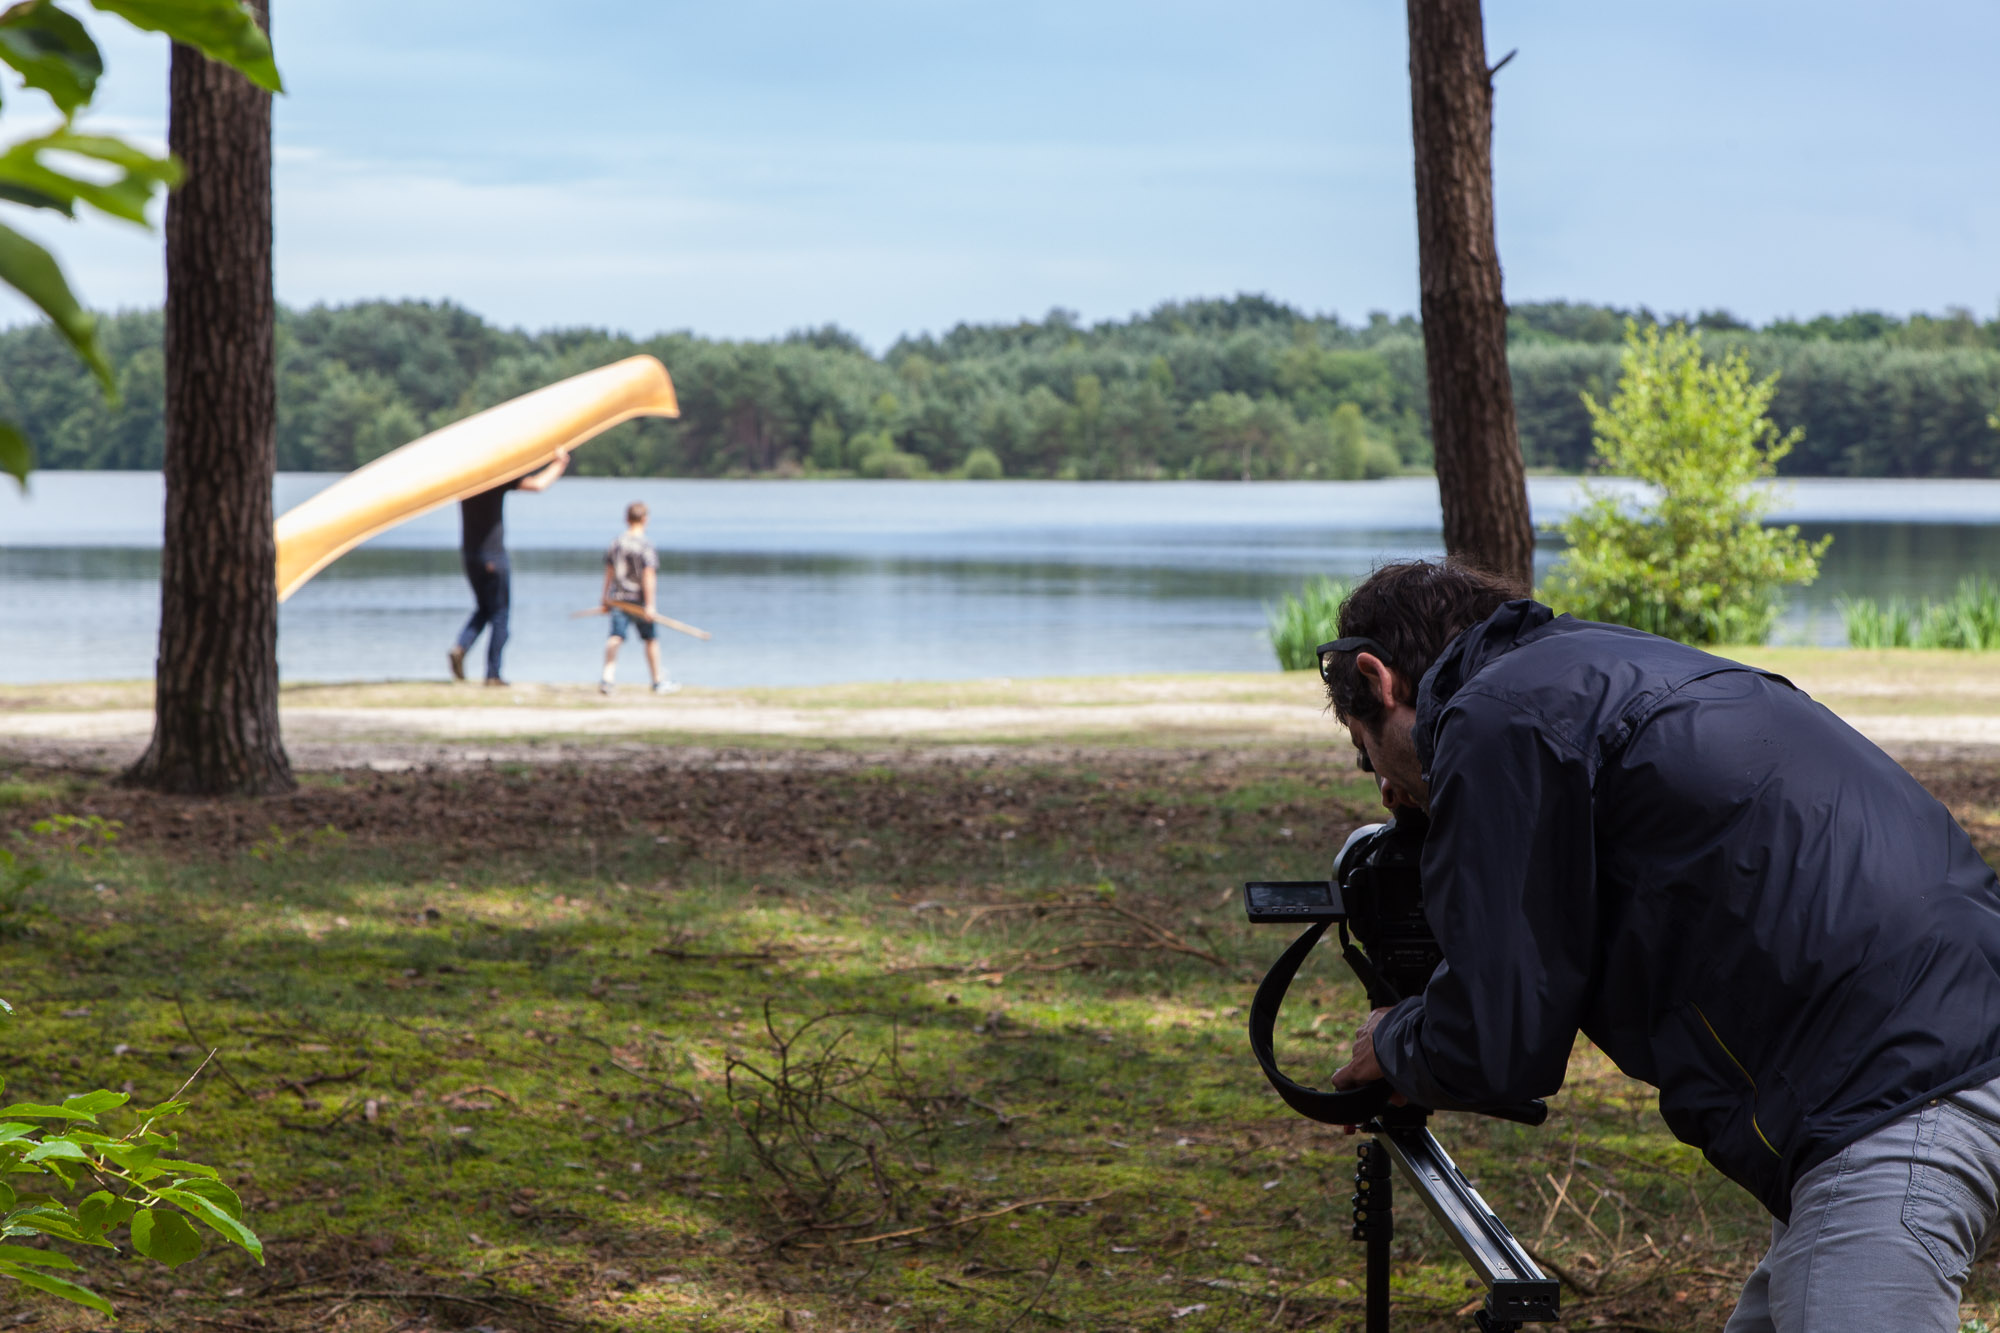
left=6, top=652, right=2000, bottom=771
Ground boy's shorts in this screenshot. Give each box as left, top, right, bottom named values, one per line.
left=608, top=608, right=656, bottom=642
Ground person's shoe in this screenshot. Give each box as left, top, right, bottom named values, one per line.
left=484, top=677, right=508, bottom=688
left=598, top=679, right=613, bottom=695
left=447, top=644, right=466, bottom=681
left=651, top=680, right=682, bottom=695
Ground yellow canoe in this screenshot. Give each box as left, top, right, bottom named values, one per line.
left=274, top=355, right=680, bottom=602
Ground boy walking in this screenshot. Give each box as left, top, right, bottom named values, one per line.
left=600, top=501, right=678, bottom=694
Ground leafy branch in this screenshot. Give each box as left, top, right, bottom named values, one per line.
left=0, top=1001, right=262, bottom=1315
left=0, top=0, right=283, bottom=487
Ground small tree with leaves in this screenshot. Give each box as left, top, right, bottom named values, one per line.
left=0, top=1004, right=261, bottom=1314
left=1544, top=322, right=1828, bottom=645
left=0, top=0, right=281, bottom=487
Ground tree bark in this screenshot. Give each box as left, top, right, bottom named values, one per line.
left=125, top=0, right=293, bottom=796
left=1406, top=0, right=1533, bottom=589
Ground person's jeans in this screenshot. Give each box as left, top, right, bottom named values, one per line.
left=455, top=553, right=511, bottom=680
left=1725, top=1073, right=2000, bottom=1332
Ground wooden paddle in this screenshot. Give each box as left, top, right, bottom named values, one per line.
left=571, top=601, right=713, bottom=641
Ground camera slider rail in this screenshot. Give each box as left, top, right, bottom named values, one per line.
left=1366, top=1110, right=1559, bottom=1330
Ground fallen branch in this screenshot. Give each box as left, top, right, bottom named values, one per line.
left=796, top=1190, right=1113, bottom=1248
left=266, top=1065, right=369, bottom=1103
left=933, top=1274, right=1069, bottom=1326
left=165, top=991, right=253, bottom=1100
left=263, top=1287, right=569, bottom=1327
left=650, top=944, right=858, bottom=963
left=1524, top=1243, right=1600, bottom=1297
left=957, top=898, right=1225, bottom=967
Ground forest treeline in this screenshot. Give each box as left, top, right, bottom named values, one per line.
left=6, top=295, right=2000, bottom=479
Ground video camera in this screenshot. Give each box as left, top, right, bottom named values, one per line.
left=1242, top=810, right=1560, bottom=1332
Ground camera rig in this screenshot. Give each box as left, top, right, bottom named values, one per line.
left=1244, top=812, right=1559, bottom=1333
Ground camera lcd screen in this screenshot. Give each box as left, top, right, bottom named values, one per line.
left=1243, top=880, right=1344, bottom=922
left=1250, top=882, right=1335, bottom=908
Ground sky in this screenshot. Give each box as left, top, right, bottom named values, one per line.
left=1, top=0, right=1996, bottom=349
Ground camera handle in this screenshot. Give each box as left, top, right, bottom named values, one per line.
left=1248, top=920, right=1398, bottom=1124
left=1248, top=923, right=1551, bottom=1128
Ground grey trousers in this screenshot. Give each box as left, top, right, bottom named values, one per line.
left=1726, top=1074, right=2000, bottom=1332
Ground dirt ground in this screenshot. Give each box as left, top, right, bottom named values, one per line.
left=4, top=671, right=2000, bottom=1332
left=7, top=745, right=1998, bottom=888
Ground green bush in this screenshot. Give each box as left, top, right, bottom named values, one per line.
left=1268, top=576, right=1349, bottom=670
left=1543, top=323, right=1829, bottom=645
left=961, top=445, right=1003, bottom=479
left=1845, top=577, right=2000, bottom=650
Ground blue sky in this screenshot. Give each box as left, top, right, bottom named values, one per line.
left=3, top=0, right=1996, bottom=348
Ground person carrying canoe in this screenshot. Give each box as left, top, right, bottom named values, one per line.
left=599, top=500, right=679, bottom=695
left=448, top=450, right=568, bottom=686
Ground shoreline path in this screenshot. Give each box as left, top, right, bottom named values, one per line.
left=3, top=652, right=1999, bottom=771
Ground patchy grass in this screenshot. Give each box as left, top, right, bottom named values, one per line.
left=0, top=750, right=1995, bottom=1331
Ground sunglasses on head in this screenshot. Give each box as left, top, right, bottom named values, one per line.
left=1314, top=635, right=1390, bottom=687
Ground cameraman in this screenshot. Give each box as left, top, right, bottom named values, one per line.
left=1321, top=559, right=2000, bottom=1332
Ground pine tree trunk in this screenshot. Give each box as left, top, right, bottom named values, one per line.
left=1406, top=0, right=1533, bottom=589
left=124, top=0, right=293, bottom=796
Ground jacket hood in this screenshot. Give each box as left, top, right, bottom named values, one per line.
left=1412, top=598, right=1558, bottom=777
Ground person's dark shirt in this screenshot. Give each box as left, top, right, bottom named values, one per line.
left=459, top=477, right=524, bottom=563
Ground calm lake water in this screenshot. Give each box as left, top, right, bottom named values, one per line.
left=2, top=474, right=1998, bottom=686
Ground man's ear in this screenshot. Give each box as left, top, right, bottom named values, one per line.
left=1353, top=652, right=1400, bottom=711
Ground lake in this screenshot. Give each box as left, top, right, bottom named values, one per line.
left=3, top=474, right=1998, bottom=686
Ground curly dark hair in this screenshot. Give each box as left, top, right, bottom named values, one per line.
left=1324, top=559, right=1526, bottom=726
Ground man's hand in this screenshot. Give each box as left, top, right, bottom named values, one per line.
left=1331, top=1006, right=1408, bottom=1108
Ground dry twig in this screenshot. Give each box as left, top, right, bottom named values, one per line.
left=798, top=1190, right=1114, bottom=1248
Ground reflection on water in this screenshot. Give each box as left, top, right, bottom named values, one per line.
left=3, top=475, right=1998, bottom=685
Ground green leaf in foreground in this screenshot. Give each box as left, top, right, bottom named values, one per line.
left=87, top=0, right=280, bottom=91
left=0, top=1, right=103, bottom=116
left=167, top=1176, right=241, bottom=1220
left=22, top=1138, right=88, bottom=1162
left=0, top=130, right=181, bottom=226
left=128, top=1207, right=200, bottom=1267
left=0, top=1096, right=93, bottom=1112
left=59, top=1090, right=127, bottom=1116
left=76, top=1191, right=134, bottom=1238
left=156, top=1187, right=259, bottom=1263
left=0, top=1243, right=78, bottom=1269
left=0, top=222, right=106, bottom=389
left=2, top=1204, right=93, bottom=1244
left=0, top=1103, right=93, bottom=1121
left=0, top=1258, right=111, bottom=1315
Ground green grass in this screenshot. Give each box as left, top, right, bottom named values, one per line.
left=1843, top=577, right=2000, bottom=650
left=0, top=751, right=1993, bottom=1330
left=1267, top=578, right=1349, bottom=673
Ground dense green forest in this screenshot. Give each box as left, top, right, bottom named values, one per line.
left=5, top=295, right=1999, bottom=478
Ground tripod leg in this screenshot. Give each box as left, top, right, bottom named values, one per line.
left=1353, top=1137, right=1394, bottom=1333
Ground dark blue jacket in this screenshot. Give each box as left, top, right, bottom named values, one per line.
left=1372, top=600, right=2000, bottom=1220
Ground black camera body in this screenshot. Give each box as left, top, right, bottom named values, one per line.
left=1242, top=809, right=1440, bottom=1006
left=1333, top=810, right=1439, bottom=1008
left=1242, top=808, right=1546, bottom=1130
